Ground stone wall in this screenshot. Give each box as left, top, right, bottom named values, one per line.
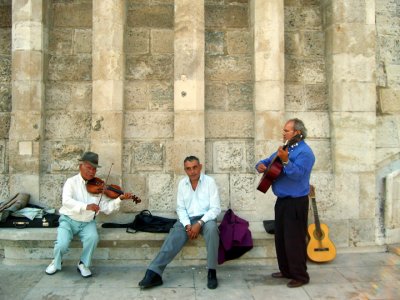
left=0, top=0, right=399, bottom=247
left=0, top=1, right=11, bottom=201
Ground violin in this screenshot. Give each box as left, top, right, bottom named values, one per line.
left=86, top=177, right=141, bottom=204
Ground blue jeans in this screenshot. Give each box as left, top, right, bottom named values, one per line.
left=52, top=215, right=99, bottom=270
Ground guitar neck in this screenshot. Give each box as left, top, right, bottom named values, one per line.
left=311, top=198, right=322, bottom=234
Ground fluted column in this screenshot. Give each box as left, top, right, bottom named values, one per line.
left=91, top=0, right=125, bottom=178
left=9, top=0, right=47, bottom=202
left=252, top=0, right=285, bottom=156
left=171, top=0, right=205, bottom=172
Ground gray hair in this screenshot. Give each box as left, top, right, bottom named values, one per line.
left=288, top=118, right=308, bottom=139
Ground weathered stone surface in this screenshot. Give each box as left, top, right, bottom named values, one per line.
left=151, top=29, right=174, bottom=54
left=52, top=2, right=92, bottom=28
left=0, top=84, right=11, bottom=111
left=206, top=55, right=252, bottom=81
left=230, top=174, right=256, bottom=211
left=206, top=112, right=254, bottom=138
left=331, top=112, right=376, bottom=172
left=205, top=31, right=224, bottom=55
left=74, top=29, right=92, bottom=54
left=128, top=141, right=164, bottom=171
left=285, top=57, right=325, bottom=83
left=47, top=55, right=92, bottom=81
left=39, top=174, right=65, bottom=209
left=125, top=28, right=149, bottom=55
left=0, top=55, right=11, bottom=82
left=124, top=112, right=173, bottom=139
left=285, top=6, right=322, bottom=31
left=213, top=140, right=254, bottom=173
left=379, top=88, right=400, bottom=113
left=0, top=139, right=7, bottom=174
left=0, top=174, right=9, bottom=200
left=0, top=113, right=11, bottom=139
left=376, top=115, right=400, bottom=148
left=127, top=4, right=174, bottom=28
left=40, top=141, right=87, bottom=173
left=205, top=4, right=248, bottom=29
left=148, top=173, right=175, bottom=211
left=45, top=82, right=92, bottom=111
left=45, top=112, right=91, bottom=139
left=226, top=31, right=251, bottom=55
left=0, top=28, right=11, bottom=54
left=126, top=54, right=173, bottom=80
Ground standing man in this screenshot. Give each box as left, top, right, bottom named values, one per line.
left=138, top=156, right=221, bottom=289
left=256, top=118, right=315, bottom=288
left=45, top=151, right=135, bottom=277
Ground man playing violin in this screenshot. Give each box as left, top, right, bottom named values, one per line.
left=45, top=151, right=134, bottom=278
left=255, top=118, right=315, bottom=288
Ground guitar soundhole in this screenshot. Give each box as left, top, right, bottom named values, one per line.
left=313, top=230, right=325, bottom=240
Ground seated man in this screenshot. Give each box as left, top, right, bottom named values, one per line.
left=139, top=155, right=221, bottom=289
left=45, top=151, right=134, bottom=277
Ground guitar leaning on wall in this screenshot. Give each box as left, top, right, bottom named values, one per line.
left=257, top=134, right=302, bottom=193
left=307, top=185, right=336, bottom=263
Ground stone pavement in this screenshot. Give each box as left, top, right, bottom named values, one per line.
left=0, top=251, right=399, bottom=300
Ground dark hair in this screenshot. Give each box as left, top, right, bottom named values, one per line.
left=288, top=118, right=308, bottom=139
left=184, top=156, right=200, bottom=164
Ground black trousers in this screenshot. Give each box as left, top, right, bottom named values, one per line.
left=274, top=195, right=309, bottom=282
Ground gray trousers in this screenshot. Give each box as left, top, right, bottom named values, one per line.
left=149, top=216, right=219, bottom=276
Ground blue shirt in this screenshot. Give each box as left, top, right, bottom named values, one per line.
left=176, top=173, right=221, bottom=227
left=255, top=140, right=315, bottom=198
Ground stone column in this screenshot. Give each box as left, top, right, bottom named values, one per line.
left=252, top=0, right=285, bottom=204
left=9, top=0, right=47, bottom=202
left=252, top=0, right=285, bottom=151
left=172, top=0, right=205, bottom=173
left=91, top=0, right=125, bottom=179
left=324, top=1, right=377, bottom=234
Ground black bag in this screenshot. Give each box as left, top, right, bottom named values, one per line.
left=126, top=210, right=177, bottom=233
left=0, top=213, right=60, bottom=229
left=263, top=220, right=275, bottom=234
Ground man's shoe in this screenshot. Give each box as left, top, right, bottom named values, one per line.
left=45, top=260, right=58, bottom=275
left=207, top=269, right=218, bottom=289
left=287, top=279, right=309, bottom=288
left=138, top=269, right=163, bottom=289
left=77, top=261, right=92, bottom=278
left=271, top=272, right=285, bottom=278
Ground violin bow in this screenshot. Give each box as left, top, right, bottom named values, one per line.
left=93, top=163, right=113, bottom=220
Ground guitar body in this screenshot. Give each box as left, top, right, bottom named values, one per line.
left=307, top=222, right=336, bottom=263
left=256, top=160, right=283, bottom=193
left=256, top=134, right=302, bottom=194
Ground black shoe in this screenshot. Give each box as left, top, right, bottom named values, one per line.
left=207, top=269, right=218, bottom=289
left=138, top=269, right=163, bottom=289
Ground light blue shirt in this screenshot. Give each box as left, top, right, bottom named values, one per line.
left=176, top=173, right=221, bottom=227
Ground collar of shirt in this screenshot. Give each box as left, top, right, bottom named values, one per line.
left=183, top=173, right=204, bottom=186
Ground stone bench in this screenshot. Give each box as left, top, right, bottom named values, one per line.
left=0, top=225, right=276, bottom=266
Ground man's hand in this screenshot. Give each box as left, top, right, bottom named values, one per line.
left=185, top=223, right=201, bottom=240
left=277, top=146, right=289, bottom=163
left=119, top=193, right=133, bottom=200
left=257, top=163, right=267, bottom=173
left=86, top=203, right=100, bottom=213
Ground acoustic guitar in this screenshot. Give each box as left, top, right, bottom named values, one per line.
left=307, top=185, right=336, bottom=263
left=257, top=134, right=302, bottom=193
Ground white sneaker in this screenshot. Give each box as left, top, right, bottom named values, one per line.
left=77, top=261, right=92, bottom=278
left=45, top=260, right=58, bottom=275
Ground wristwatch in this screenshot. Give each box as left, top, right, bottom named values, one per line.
left=197, top=220, right=204, bottom=226
left=282, top=160, right=289, bottom=165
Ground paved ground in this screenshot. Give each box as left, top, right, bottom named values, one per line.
left=0, top=251, right=399, bottom=300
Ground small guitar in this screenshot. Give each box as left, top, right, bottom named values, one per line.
left=257, top=134, right=302, bottom=193
left=307, top=185, right=336, bottom=263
